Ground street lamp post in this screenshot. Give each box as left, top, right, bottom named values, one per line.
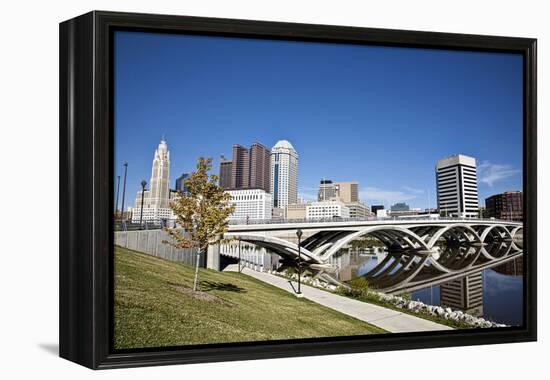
left=115, top=175, right=121, bottom=218
left=238, top=237, right=242, bottom=273
left=296, top=229, right=303, bottom=296
left=120, top=162, right=128, bottom=221
left=139, top=180, right=147, bottom=229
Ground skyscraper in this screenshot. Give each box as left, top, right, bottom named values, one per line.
left=219, top=155, right=232, bottom=189
left=132, top=138, right=174, bottom=222
left=231, top=144, right=250, bottom=190
left=225, top=143, right=271, bottom=192
left=175, top=173, right=190, bottom=195
left=436, top=154, right=479, bottom=217
left=248, top=142, right=271, bottom=192
left=270, top=140, right=298, bottom=208
left=148, top=138, right=170, bottom=209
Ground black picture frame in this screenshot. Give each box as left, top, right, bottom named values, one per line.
left=59, top=10, right=537, bottom=369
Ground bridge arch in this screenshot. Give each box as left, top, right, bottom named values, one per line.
left=510, top=226, right=524, bottom=250
left=228, top=234, right=323, bottom=263
left=426, top=224, right=482, bottom=249
left=479, top=224, right=514, bottom=244
left=321, top=225, right=430, bottom=260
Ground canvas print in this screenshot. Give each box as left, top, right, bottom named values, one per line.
left=113, top=31, right=524, bottom=350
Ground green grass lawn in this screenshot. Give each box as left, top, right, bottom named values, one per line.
left=114, top=246, right=387, bottom=349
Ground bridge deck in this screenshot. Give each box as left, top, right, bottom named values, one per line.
left=227, top=217, right=522, bottom=233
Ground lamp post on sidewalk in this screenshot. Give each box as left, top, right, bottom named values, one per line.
left=238, top=237, right=242, bottom=273
left=139, top=180, right=147, bottom=229
left=120, top=162, right=128, bottom=221
left=296, top=229, right=303, bottom=296
left=115, top=175, right=120, bottom=218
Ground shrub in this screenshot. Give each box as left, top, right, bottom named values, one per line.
left=400, top=292, right=412, bottom=301
left=347, top=277, right=370, bottom=298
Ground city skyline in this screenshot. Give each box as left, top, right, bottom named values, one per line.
left=114, top=31, right=523, bottom=209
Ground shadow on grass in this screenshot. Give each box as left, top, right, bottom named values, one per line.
left=201, top=281, right=247, bottom=293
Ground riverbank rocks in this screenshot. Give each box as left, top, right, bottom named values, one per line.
left=370, top=291, right=507, bottom=328
left=275, top=270, right=507, bottom=328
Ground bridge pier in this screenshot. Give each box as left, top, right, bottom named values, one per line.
left=206, top=243, right=221, bottom=271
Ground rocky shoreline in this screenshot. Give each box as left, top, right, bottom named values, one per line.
left=376, top=293, right=507, bottom=328
left=274, top=271, right=507, bottom=329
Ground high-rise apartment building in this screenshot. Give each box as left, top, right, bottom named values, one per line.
left=485, top=191, right=523, bottom=221
left=270, top=140, right=298, bottom=208
left=436, top=154, right=479, bottom=217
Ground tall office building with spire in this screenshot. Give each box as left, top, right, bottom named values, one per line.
left=148, top=137, right=171, bottom=208
left=270, top=140, right=298, bottom=208
left=132, top=138, right=174, bottom=222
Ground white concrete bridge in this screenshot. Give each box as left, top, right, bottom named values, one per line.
left=221, top=217, right=523, bottom=293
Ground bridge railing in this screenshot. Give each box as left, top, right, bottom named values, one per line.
left=227, top=216, right=522, bottom=226
left=113, top=215, right=521, bottom=231
left=113, top=219, right=179, bottom=231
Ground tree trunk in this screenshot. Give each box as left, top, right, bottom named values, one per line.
left=193, top=248, right=201, bottom=291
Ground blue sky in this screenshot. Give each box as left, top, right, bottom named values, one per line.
left=114, top=31, right=523, bottom=209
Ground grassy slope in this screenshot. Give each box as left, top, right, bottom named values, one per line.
left=114, top=246, right=387, bottom=349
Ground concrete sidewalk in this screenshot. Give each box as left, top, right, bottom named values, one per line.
left=238, top=268, right=452, bottom=333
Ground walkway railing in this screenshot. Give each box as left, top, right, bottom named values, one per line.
left=113, top=219, right=178, bottom=231
left=113, top=216, right=520, bottom=231
left=227, top=216, right=521, bottom=226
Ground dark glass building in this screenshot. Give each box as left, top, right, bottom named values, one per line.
left=219, top=155, right=232, bottom=189
left=175, top=173, right=190, bottom=195
left=485, top=191, right=523, bottom=221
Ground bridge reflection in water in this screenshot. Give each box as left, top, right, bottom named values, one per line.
left=223, top=218, right=523, bottom=325
left=332, top=247, right=523, bottom=325
left=224, top=219, right=523, bottom=292
left=331, top=240, right=522, bottom=294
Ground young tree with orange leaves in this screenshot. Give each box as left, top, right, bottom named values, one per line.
left=166, top=157, right=235, bottom=291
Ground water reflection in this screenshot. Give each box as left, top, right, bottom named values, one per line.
left=331, top=245, right=524, bottom=326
